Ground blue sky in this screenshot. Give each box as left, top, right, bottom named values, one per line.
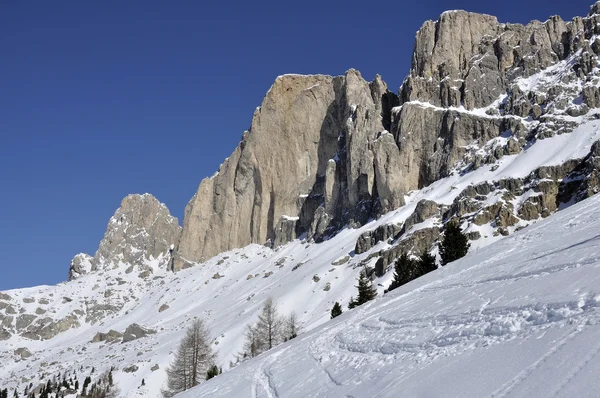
left=0, top=0, right=594, bottom=290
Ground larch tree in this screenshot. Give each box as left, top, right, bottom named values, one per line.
left=255, top=297, right=283, bottom=351
left=242, top=323, right=263, bottom=359
left=284, top=311, right=301, bottom=340
left=162, top=318, right=217, bottom=397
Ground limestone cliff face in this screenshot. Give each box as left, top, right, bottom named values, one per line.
left=393, top=7, right=600, bottom=190
left=68, top=194, right=180, bottom=280
left=172, top=3, right=600, bottom=269
left=172, top=71, right=401, bottom=269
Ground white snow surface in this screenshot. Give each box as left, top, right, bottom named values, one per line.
left=183, top=192, right=600, bottom=398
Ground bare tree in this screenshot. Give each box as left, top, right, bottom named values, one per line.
left=162, top=318, right=217, bottom=397
left=242, top=323, right=263, bottom=359
left=284, top=311, right=302, bottom=340
left=255, top=297, right=283, bottom=351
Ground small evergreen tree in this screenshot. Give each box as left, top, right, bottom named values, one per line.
left=330, top=302, right=343, bottom=319
left=206, top=365, right=219, bottom=380
left=141, top=379, right=145, bottom=387
left=416, top=250, right=437, bottom=277
left=387, top=253, right=415, bottom=292
left=439, top=220, right=470, bottom=265
left=348, top=270, right=377, bottom=309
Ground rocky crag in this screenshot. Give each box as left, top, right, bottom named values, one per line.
left=170, top=3, right=600, bottom=269
left=69, top=194, right=180, bottom=281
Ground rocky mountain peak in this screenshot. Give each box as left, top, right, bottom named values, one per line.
left=68, top=193, right=180, bottom=280
left=170, top=69, right=402, bottom=270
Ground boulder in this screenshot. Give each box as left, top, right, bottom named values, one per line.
left=122, top=323, right=156, bottom=343
left=14, top=347, right=32, bottom=359
left=92, top=330, right=123, bottom=343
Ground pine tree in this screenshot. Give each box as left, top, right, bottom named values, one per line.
left=162, top=318, right=217, bottom=397
left=330, top=302, right=343, bottom=319
left=206, top=365, right=219, bottom=380
left=348, top=270, right=377, bottom=309
left=416, top=250, right=437, bottom=277
left=141, top=379, right=145, bottom=387
left=387, top=253, right=415, bottom=292
left=439, top=220, right=470, bottom=265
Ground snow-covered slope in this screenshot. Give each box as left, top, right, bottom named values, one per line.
left=5, top=5, right=600, bottom=397
left=184, top=186, right=600, bottom=398
left=1, top=112, right=600, bottom=396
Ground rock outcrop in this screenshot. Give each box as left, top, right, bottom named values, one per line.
left=54, top=3, right=600, bottom=276
left=122, top=323, right=156, bottom=343
left=169, top=5, right=600, bottom=269
left=171, top=71, right=402, bottom=269
left=69, top=194, right=180, bottom=280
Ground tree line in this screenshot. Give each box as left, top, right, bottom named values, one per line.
left=1, top=367, right=119, bottom=398
left=330, top=219, right=470, bottom=318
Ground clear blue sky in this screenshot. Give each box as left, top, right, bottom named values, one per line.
left=0, top=0, right=594, bottom=290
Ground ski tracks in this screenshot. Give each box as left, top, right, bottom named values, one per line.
left=488, top=323, right=585, bottom=398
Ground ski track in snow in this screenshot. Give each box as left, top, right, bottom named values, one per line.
left=181, top=192, right=600, bottom=398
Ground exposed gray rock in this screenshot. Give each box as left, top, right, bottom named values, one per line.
left=158, top=304, right=170, bottom=313
left=355, top=223, right=403, bottom=255
left=172, top=70, right=399, bottom=269
left=0, top=292, right=12, bottom=301
left=374, top=227, right=441, bottom=277
left=273, top=216, right=298, bottom=248
left=403, top=200, right=440, bottom=232
left=92, top=330, right=123, bottom=343
left=123, top=364, right=139, bottom=373
left=68, top=253, right=93, bottom=281
left=16, top=314, right=36, bottom=331
left=122, top=323, right=156, bottom=343
left=14, top=347, right=32, bottom=359
left=22, top=315, right=80, bottom=341
left=69, top=194, right=181, bottom=280
left=331, top=255, right=350, bottom=266
left=0, top=328, right=10, bottom=340
left=151, top=364, right=160, bottom=371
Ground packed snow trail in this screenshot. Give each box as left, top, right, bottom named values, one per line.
left=182, top=194, right=600, bottom=398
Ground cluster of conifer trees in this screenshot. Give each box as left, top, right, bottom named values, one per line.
left=1, top=367, right=118, bottom=398
left=331, top=220, right=470, bottom=316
